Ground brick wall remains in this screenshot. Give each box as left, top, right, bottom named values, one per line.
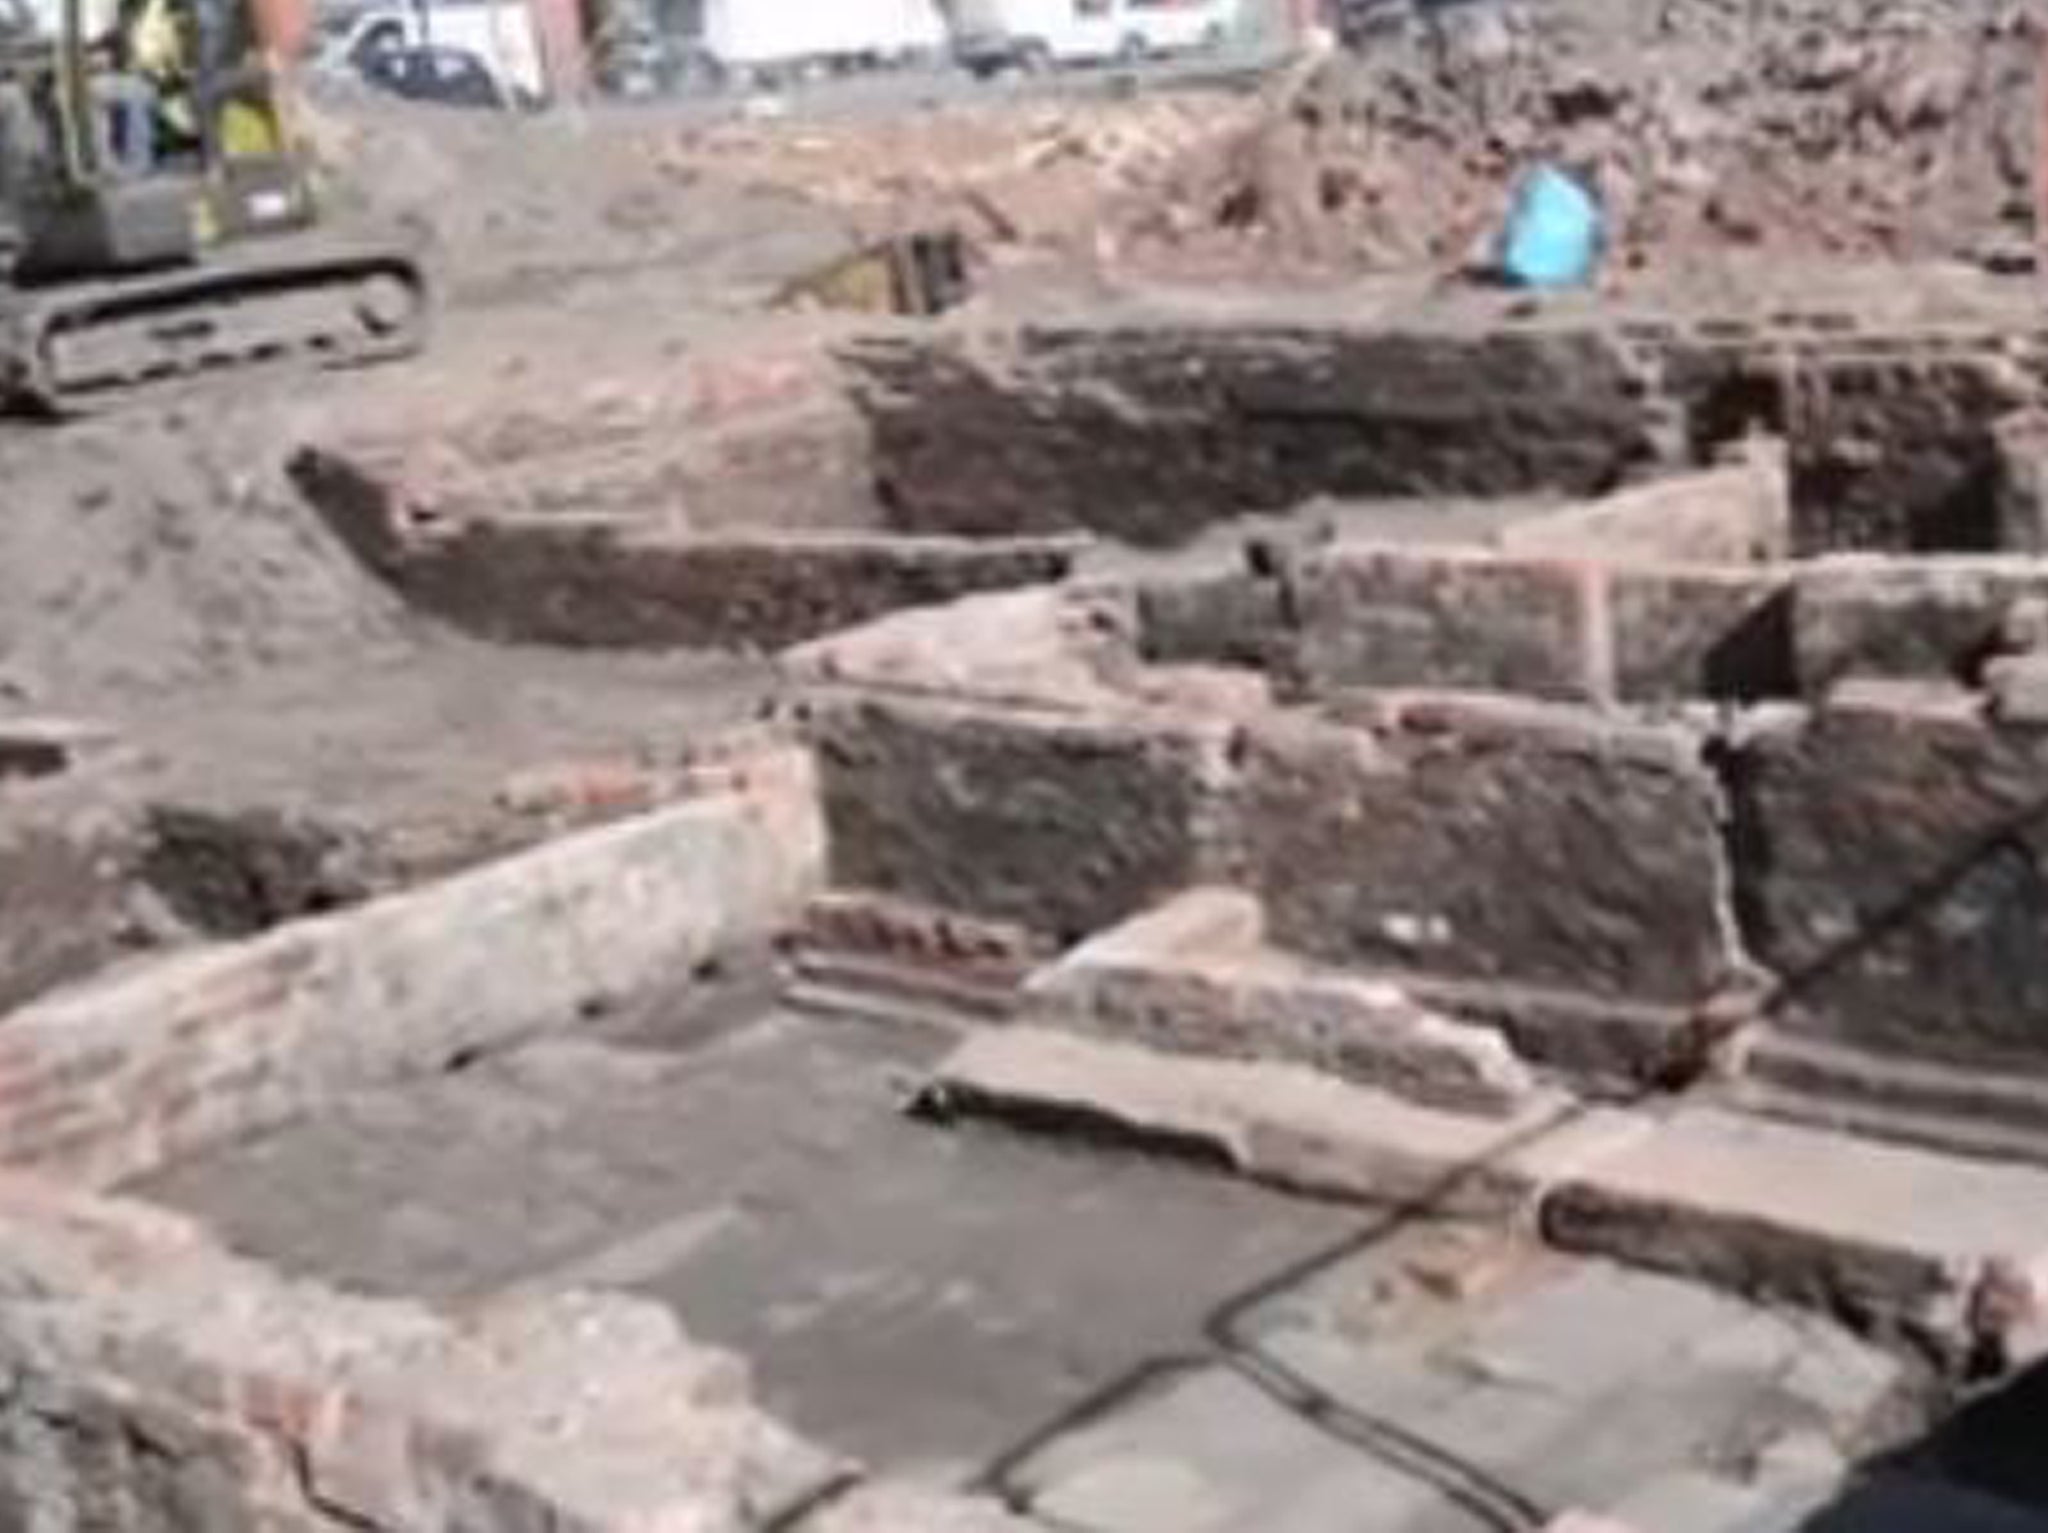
left=1733, top=683, right=2048, bottom=1070
left=294, top=447, right=1082, bottom=653
left=1238, top=699, right=1742, bottom=1009
left=0, top=1174, right=839, bottom=1532
left=809, top=695, right=1231, bottom=944
left=0, top=746, right=824, bottom=1187
left=845, top=323, right=1660, bottom=546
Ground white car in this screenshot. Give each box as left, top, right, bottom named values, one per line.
left=314, top=0, right=547, bottom=104
left=952, top=0, right=1239, bottom=74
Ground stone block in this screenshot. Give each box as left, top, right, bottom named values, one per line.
left=1288, top=544, right=1599, bottom=702
left=846, top=323, right=1657, bottom=546
left=811, top=1485, right=1040, bottom=1532
left=810, top=696, right=1227, bottom=942
left=784, top=583, right=1135, bottom=710
left=1994, top=410, right=2048, bottom=555
left=1498, top=450, right=1790, bottom=566
left=1135, top=569, right=1289, bottom=672
left=292, top=447, right=1081, bottom=652
left=1029, top=889, right=1536, bottom=1116
left=1008, top=1364, right=1448, bottom=1532
left=1239, top=704, right=1739, bottom=1007
left=1794, top=556, right=2048, bottom=692
left=1732, top=691, right=2048, bottom=1070
left=1778, top=351, right=2030, bottom=555
left=1609, top=566, right=1796, bottom=704
left=1985, top=653, right=2048, bottom=726
left=921, top=1025, right=1643, bottom=1220
left=1544, top=1106, right=2048, bottom=1359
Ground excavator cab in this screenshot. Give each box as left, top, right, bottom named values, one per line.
left=0, top=0, right=425, bottom=410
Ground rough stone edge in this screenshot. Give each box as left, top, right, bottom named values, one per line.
left=0, top=743, right=826, bottom=1190
left=1024, top=888, right=1539, bottom=1118
left=0, top=1172, right=843, bottom=1532
left=918, top=1024, right=1621, bottom=1223
left=920, top=1027, right=2048, bottom=1371
left=780, top=580, right=1144, bottom=714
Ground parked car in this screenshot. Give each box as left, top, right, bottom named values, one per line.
left=358, top=43, right=515, bottom=107
left=951, top=0, right=1238, bottom=75
left=314, top=0, right=547, bottom=104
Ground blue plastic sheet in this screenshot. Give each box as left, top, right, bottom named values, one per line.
left=1499, top=163, right=1602, bottom=290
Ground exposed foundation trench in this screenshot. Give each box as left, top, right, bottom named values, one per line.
left=13, top=298, right=2048, bottom=1531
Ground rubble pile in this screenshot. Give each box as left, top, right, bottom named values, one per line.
left=656, top=90, right=1259, bottom=257
left=1111, top=0, right=2042, bottom=279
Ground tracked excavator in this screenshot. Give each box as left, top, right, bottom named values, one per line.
left=0, top=0, right=426, bottom=411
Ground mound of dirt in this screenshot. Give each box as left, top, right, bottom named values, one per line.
left=1110, top=0, right=2041, bottom=280
left=0, top=415, right=417, bottom=708
left=299, top=86, right=852, bottom=306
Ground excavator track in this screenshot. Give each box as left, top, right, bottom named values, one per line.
left=0, top=238, right=428, bottom=414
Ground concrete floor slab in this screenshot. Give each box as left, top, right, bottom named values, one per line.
left=121, top=1003, right=2048, bottom=1533
left=133, top=1007, right=1356, bottom=1477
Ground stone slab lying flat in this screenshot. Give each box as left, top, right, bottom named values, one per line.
left=1243, top=1255, right=1895, bottom=1524
left=810, top=1483, right=1044, bottom=1532
left=136, top=1010, right=1354, bottom=1474
left=1011, top=1363, right=1480, bottom=1533
left=1027, top=888, right=1537, bottom=1117
left=921, top=1026, right=1645, bottom=1219
left=1544, top=1107, right=2048, bottom=1353
left=1008, top=1245, right=1900, bottom=1533
left=926, top=1029, right=2048, bottom=1364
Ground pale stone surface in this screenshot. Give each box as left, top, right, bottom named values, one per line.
left=1011, top=1364, right=1453, bottom=1532
left=924, top=1026, right=1639, bottom=1218
left=784, top=583, right=1134, bottom=712
left=811, top=1483, right=1043, bottom=1531
left=1544, top=1106, right=2048, bottom=1352
left=1289, top=542, right=1600, bottom=702
left=1985, top=653, right=2048, bottom=726
left=1497, top=449, right=1790, bottom=567
left=1795, top=556, right=2048, bottom=692
left=1006, top=1246, right=1897, bottom=1533
left=1607, top=565, right=1794, bottom=703
left=1029, top=889, right=1536, bottom=1117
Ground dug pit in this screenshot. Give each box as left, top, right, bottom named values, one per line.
left=15, top=282, right=2048, bottom=1533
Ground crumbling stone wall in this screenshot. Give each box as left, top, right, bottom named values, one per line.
left=1238, top=701, right=1740, bottom=1007
left=795, top=552, right=2048, bottom=1087
left=0, top=1176, right=838, bottom=1533
left=849, top=311, right=2048, bottom=561
left=0, top=748, right=824, bottom=1187
left=1663, top=336, right=2035, bottom=556
left=1141, top=547, right=1800, bottom=707
left=810, top=695, right=1231, bottom=943
left=1735, top=686, right=2048, bottom=1069
left=293, top=447, right=1082, bottom=652
left=1287, top=545, right=1603, bottom=702
left=846, top=323, right=1660, bottom=545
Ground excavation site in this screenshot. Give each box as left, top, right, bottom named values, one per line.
left=10, top=2, right=2048, bottom=1530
